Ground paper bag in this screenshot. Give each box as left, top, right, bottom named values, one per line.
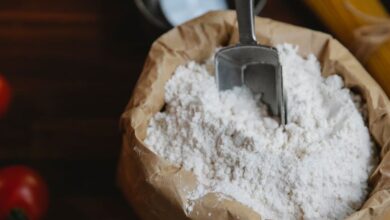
left=117, top=11, right=390, bottom=220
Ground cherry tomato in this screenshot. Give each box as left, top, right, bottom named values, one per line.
left=0, top=74, right=11, bottom=118
left=0, top=166, right=49, bottom=220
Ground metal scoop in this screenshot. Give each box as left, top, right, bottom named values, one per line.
left=215, top=0, right=287, bottom=125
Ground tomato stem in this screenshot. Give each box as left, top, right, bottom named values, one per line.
left=7, top=208, right=28, bottom=220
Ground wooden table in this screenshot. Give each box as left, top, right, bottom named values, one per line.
left=0, top=0, right=325, bottom=219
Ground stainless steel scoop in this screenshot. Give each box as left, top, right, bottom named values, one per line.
left=215, top=0, right=287, bottom=125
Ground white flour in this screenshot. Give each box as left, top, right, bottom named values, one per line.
left=144, top=44, right=376, bottom=220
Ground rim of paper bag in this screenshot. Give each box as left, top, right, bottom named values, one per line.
left=120, top=10, right=390, bottom=220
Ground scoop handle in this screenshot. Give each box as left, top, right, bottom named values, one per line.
left=235, top=0, right=257, bottom=45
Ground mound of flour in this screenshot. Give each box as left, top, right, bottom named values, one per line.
left=144, top=44, right=376, bottom=220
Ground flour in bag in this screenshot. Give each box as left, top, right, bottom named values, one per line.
left=144, top=44, right=377, bottom=220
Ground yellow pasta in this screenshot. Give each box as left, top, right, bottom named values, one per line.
left=305, top=0, right=390, bottom=96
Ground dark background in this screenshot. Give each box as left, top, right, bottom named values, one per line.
left=0, top=0, right=325, bottom=219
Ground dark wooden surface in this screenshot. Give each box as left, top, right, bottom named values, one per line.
left=0, top=0, right=324, bottom=219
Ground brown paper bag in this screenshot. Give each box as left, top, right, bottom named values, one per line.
left=117, top=11, right=390, bottom=220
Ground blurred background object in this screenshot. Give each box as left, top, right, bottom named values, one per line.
left=305, top=0, right=390, bottom=97
left=134, top=0, right=267, bottom=36
left=160, top=0, right=228, bottom=26
left=0, top=74, right=11, bottom=118
left=0, top=0, right=323, bottom=219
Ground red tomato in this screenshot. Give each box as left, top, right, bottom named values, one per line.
left=0, top=166, right=49, bottom=220
left=0, top=75, right=11, bottom=118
